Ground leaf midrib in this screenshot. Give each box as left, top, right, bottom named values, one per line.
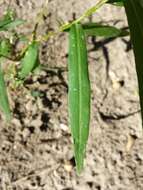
left=76, top=24, right=82, bottom=155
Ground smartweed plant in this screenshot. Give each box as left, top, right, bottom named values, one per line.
left=0, top=0, right=142, bottom=174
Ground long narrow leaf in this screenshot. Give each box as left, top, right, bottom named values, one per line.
left=64, top=23, right=129, bottom=38
left=0, top=19, right=25, bottom=31
left=0, top=9, right=14, bottom=28
left=19, top=41, right=39, bottom=79
left=0, top=19, right=11, bottom=28
left=0, top=39, right=12, bottom=121
left=68, top=23, right=90, bottom=174
left=0, top=61, right=11, bottom=121
left=0, top=9, right=25, bottom=31
left=83, top=23, right=129, bottom=37
left=124, top=0, right=143, bottom=124
left=107, top=0, right=124, bottom=6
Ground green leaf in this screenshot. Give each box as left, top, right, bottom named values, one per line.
left=0, top=39, right=12, bottom=57
left=64, top=23, right=129, bottom=38
left=68, top=23, right=90, bottom=174
left=0, top=9, right=15, bottom=28
left=0, top=38, right=12, bottom=121
left=107, top=0, right=124, bottom=6
left=0, top=9, right=25, bottom=31
left=83, top=23, right=129, bottom=37
left=124, top=0, right=143, bottom=125
left=0, top=19, right=25, bottom=31
left=19, top=41, right=39, bottom=79
left=0, top=19, right=11, bottom=28
left=0, top=62, right=11, bottom=121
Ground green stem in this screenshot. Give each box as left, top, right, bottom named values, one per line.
left=38, top=0, right=108, bottom=42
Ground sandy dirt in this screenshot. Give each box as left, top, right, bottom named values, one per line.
left=0, top=0, right=143, bottom=190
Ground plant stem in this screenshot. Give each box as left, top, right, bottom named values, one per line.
left=38, top=0, right=108, bottom=42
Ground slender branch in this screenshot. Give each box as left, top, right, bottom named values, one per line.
left=38, top=0, right=108, bottom=42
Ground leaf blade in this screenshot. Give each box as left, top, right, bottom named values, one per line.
left=68, top=23, right=90, bottom=174
left=83, top=23, right=129, bottom=37
left=0, top=62, right=11, bottom=121
left=0, top=19, right=25, bottom=31
left=0, top=9, right=25, bottom=31
left=124, top=0, right=143, bottom=124
left=107, top=0, right=124, bottom=6
left=19, top=41, right=39, bottom=79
